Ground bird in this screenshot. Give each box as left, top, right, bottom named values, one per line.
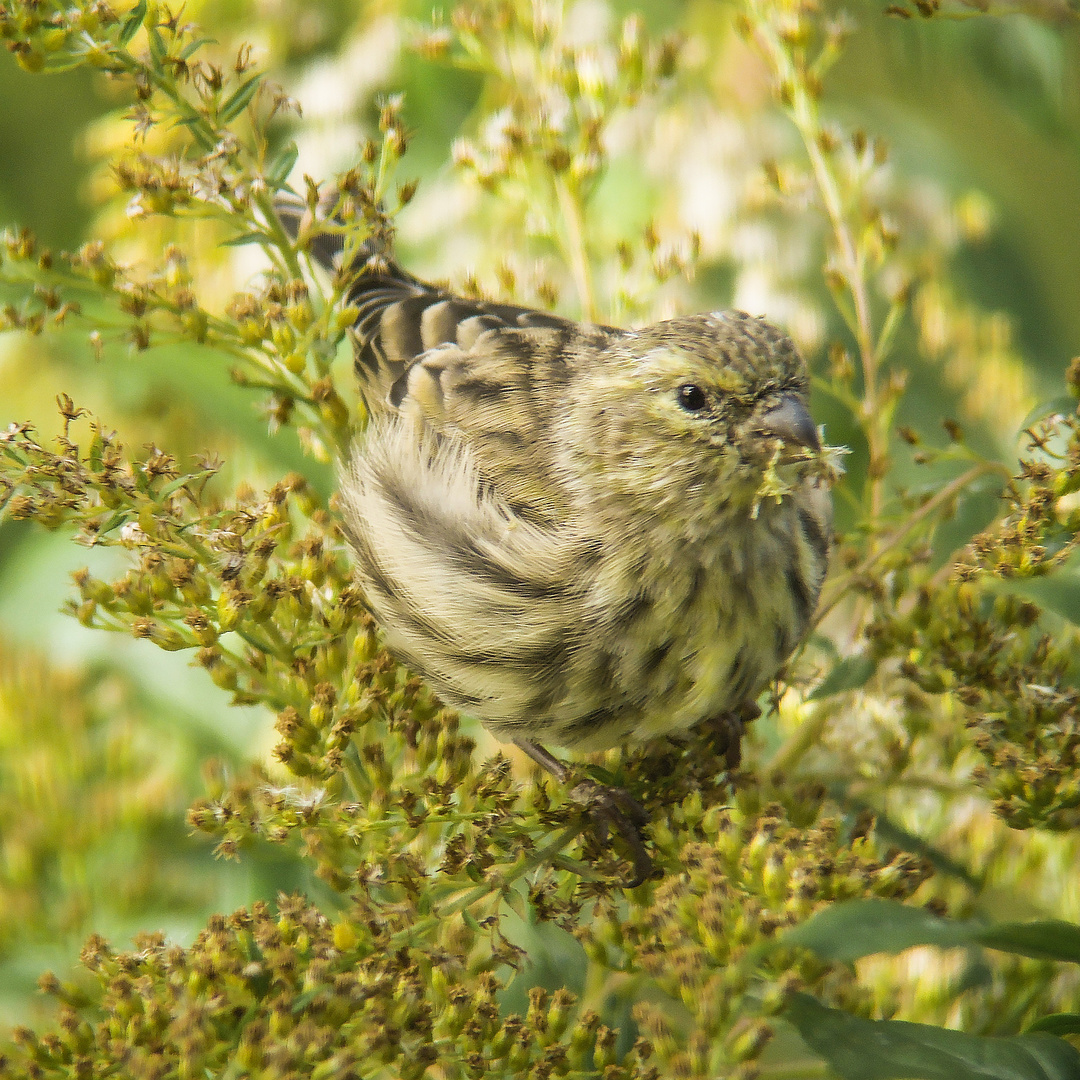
left=286, top=204, right=834, bottom=884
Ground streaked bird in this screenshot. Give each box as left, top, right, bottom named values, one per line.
left=289, top=205, right=833, bottom=884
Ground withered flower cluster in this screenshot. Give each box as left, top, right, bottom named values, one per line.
left=2, top=0, right=1080, bottom=1077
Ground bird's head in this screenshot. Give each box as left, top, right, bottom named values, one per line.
left=563, top=311, right=833, bottom=537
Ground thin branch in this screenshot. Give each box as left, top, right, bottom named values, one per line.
left=555, top=175, right=597, bottom=324
left=815, top=460, right=1010, bottom=625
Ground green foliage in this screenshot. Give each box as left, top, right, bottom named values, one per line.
left=0, top=650, right=202, bottom=954
left=785, top=994, right=1080, bottom=1080
left=1, top=0, right=1080, bottom=1076
left=786, top=898, right=1080, bottom=965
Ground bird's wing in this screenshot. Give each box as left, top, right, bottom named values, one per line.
left=278, top=197, right=619, bottom=516
left=349, top=271, right=570, bottom=410
left=350, top=271, right=618, bottom=520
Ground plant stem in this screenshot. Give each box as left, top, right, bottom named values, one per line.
left=555, top=175, right=597, bottom=323
left=767, top=700, right=829, bottom=776
left=748, top=6, right=885, bottom=536
left=814, top=460, right=1010, bottom=626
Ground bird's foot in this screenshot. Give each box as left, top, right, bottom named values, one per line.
left=514, top=738, right=655, bottom=888
left=568, top=778, right=654, bottom=889
left=703, top=701, right=762, bottom=770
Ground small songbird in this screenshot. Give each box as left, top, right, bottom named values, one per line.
left=291, top=206, right=833, bottom=883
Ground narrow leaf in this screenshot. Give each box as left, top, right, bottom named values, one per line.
left=976, top=921, right=1080, bottom=965
left=220, top=73, right=264, bottom=123
left=118, top=0, right=147, bottom=46
left=221, top=230, right=275, bottom=248
left=158, top=470, right=218, bottom=500
left=808, top=653, right=878, bottom=701
left=92, top=510, right=133, bottom=540
left=1019, top=396, right=1076, bottom=432
left=1023, top=1010, right=1080, bottom=1036
left=786, top=993, right=1080, bottom=1080
left=784, top=899, right=966, bottom=961
left=147, top=26, right=167, bottom=67
left=267, top=142, right=299, bottom=188
left=1026, top=1015, right=1080, bottom=1037
left=786, top=900, right=1080, bottom=967
left=43, top=54, right=90, bottom=74
left=180, top=36, right=217, bottom=60
left=171, top=112, right=217, bottom=151
left=991, top=572, right=1080, bottom=629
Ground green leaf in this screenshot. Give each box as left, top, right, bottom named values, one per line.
left=584, top=764, right=619, bottom=786
left=785, top=899, right=1080, bottom=966
left=147, top=26, right=168, bottom=69
left=977, top=921, right=1080, bottom=965
left=991, top=570, right=1080, bottom=629
left=784, top=899, right=965, bottom=961
left=93, top=509, right=134, bottom=540
left=1027, top=1015, right=1080, bottom=1037
left=118, top=0, right=148, bottom=47
left=219, top=73, right=264, bottom=123
left=267, top=142, right=299, bottom=188
left=1019, top=395, right=1076, bottom=432
left=172, top=112, right=218, bottom=151
left=786, top=994, right=1080, bottom=1080
left=807, top=653, right=878, bottom=701
left=42, top=54, right=91, bottom=74
left=221, top=230, right=275, bottom=248
left=158, top=470, right=218, bottom=500
left=180, top=36, right=217, bottom=60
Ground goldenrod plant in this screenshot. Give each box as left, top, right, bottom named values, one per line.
left=1, top=0, right=1080, bottom=1077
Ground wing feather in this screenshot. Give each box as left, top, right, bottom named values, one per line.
left=281, top=199, right=621, bottom=515
left=345, top=271, right=618, bottom=518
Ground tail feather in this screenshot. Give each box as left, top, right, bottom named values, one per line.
left=274, top=194, right=580, bottom=415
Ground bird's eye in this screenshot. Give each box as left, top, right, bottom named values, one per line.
left=676, top=384, right=708, bottom=412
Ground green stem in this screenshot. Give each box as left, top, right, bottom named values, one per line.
left=814, top=460, right=1010, bottom=625
left=749, top=7, right=886, bottom=535
left=767, top=700, right=830, bottom=777
left=386, top=823, right=585, bottom=950
left=254, top=190, right=306, bottom=283
left=555, top=175, right=597, bottom=323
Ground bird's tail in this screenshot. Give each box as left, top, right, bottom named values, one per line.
left=272, top=192, right=577, bottom=415
left=274, top=193, right=438, bottom=409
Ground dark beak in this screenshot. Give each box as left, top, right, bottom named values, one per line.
left=756, top=393, right=820, bottom=451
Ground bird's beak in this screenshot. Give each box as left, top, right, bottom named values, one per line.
left=756, top=393, right=820, bottom=451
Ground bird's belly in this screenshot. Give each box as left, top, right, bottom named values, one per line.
left=626, top=619, right=769, bottom=743
left=545, top=544, right=797, bottom=751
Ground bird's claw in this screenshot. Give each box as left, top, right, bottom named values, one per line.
left=569, top=779, right=655, bottom=888
left=705, top=701, right=762, bottom=770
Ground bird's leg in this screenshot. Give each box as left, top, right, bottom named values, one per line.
left=702, top=700, right=762, bottom=770
left=513, top=738, right=654, bottom=888
left=513, top=738, right=572, bottom=783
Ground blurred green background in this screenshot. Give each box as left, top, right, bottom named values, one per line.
left=1, top=0, right=1078, bottom=1028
